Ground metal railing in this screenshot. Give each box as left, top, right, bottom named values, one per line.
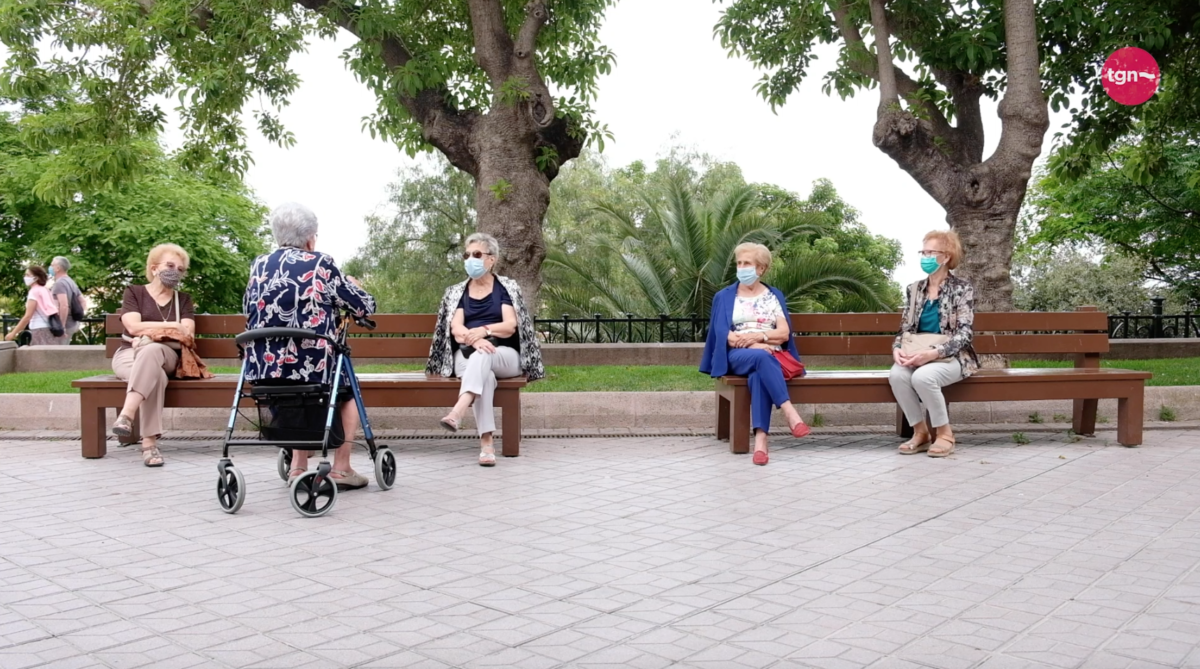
left=1107, top=298, right=1200, bottom=339
left=5, top=305, right=1200, bottom=345
left=533, top=314, right=708, bottom=344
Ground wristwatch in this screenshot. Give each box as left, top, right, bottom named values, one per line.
left=761, top=332, right=768, bottom=342
left=485, top=327, right=493, bottom=337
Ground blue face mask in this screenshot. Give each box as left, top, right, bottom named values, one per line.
left=48, top=267, right=56, bottom=278
left=465, top=257, right=487, bottom=279
left=920, top=256, right=940, bottom=274
left=736, top=267, right=759, bottom=286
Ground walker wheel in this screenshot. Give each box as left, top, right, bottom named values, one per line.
left=290, top=470, right=337, bottom=518
left=216, top=463, right=246, bottom=514
left=374, top=447, right=397, bottom=491
left=276, top=448, right=292, bottom=482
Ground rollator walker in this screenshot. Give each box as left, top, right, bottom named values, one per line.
left=216, top=314, right=397, bottom=517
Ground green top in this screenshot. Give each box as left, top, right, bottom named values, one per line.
left=918, top=298, right=941, bottom=334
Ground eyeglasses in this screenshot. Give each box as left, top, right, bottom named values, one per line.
left=917, top=250, right=946, bottom=258
left=462, top=251, right=492, bottom=260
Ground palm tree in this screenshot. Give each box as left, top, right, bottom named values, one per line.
left=544, top=178, right=895, bottom=318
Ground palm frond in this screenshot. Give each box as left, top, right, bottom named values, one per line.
left=768, top=257, right=895, bottom=313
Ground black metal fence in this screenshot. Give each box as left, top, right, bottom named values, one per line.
left=533, top=314, right=709, bottom=344
left=1108, top=310, right=1200, bottom=339
left=4, top=302, right=1199, bottom=345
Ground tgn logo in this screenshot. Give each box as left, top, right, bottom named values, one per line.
left=1104, top=69, right=1157, bottom=86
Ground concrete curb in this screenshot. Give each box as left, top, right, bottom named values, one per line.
left=3, top=388, right=1199, bottom=432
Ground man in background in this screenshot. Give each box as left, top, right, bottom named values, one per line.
left=48, top=256, right=83, bottom=345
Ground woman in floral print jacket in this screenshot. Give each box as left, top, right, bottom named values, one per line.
left=890, top=229, right=979, bottom=459
left=242, top=202, right=377, bottom=490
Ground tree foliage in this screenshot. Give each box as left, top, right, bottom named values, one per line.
left=544, top=176, right=898, bottom=318
left=1026, top=136, right=1200, bottom=302
left=1012, top=246, right=1153, bottom=315
left=348, top=148, right=903, bottom=317
left=343, top=160, right=476, bottom=313
left=0, top=0, right=613, bottom=183
left=0, top=112, right=268, bottom=314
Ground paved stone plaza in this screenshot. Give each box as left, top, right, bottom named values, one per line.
left=2, top=429, right=1199, bottom=668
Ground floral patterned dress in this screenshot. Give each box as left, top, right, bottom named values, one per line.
left=732, top=290, right=785, bottom=351
left=242, top=248, right=376, bottom=384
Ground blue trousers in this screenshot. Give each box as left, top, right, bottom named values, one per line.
left=727, top=348, right=791, bottom=433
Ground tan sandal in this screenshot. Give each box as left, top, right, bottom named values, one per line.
left=141, top=445, right=164, bottom=467
left=898, top=433, right=932, bottom=455
left=929, top=437, right=956, bottom=458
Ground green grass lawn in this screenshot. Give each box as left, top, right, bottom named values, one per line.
left=1, top=358, right=1197, bottom=394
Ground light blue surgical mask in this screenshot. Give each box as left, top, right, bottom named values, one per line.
left=920, top=256, right=940, bottom=274
left=48, top=267, right=56, bottom=278
left=465, top=257, right=487, bottom=279
left=736, top=267, right=759, bottom=286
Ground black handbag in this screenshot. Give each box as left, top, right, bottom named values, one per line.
left=47, top=313, right=65, bottom=338
left=461, top=336, right=502, bottom=360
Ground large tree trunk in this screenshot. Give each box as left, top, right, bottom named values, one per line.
left=472, top=113, right=550, bottom=309
left=298, top=0, right=580, bottom=315
left=860, top=0, right=1047, bottom=315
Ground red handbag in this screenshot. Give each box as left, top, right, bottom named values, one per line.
left=773, top=349, right=805, bottom=380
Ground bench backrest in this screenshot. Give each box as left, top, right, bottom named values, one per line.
left=104, top=308, right=1111, bottom=361
left=105, top=314, right=438, bottom=360
left=789, top=309, right=1110, bottom=358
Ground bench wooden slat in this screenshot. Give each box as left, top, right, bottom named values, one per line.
left=105, top=338, right=435, bottom=360
left=793, top=333, right=1110, bottom=356
left=718, top=368, right=1151, bottom=386
left=789, top=311, right=1109, bottom=333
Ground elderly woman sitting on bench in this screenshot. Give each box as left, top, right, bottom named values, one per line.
left=700, top=242, right=809, bottom=466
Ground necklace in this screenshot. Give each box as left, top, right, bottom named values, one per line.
left=149, top=285, right=173, bottom=321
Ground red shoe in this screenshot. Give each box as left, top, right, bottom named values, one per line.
left=752, top=450, right=769, bottom=466
left=791, top=421, right=811, bottom=438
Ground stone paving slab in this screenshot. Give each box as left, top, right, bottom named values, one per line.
left=1, top=430, right=1199, bottom=668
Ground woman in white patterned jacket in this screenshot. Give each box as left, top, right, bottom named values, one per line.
left=426, top=233, right=544, bottom=466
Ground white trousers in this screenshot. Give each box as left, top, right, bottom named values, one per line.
left=455, top=347, right=522, bottom=434
left=888, top=362, right=965, bottom=428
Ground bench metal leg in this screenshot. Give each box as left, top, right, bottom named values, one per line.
left=731, top=385, right=751, bottom=454
left=716, top=391, right=731, bottom=442
left=1073, top=398, right=1098, bottom=436
left=896, top=407, right=913, bottom=439
left=81, top=394, right=107, bottom=459
left=1117, top=392, right=1143, bottom=447
left=500, top=394, right=521, bottom=457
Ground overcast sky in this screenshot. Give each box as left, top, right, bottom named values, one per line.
left=91, top=1, right=1068, bottom=289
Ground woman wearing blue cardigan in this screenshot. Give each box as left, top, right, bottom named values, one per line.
left=701, top=243, right=810, bottom=465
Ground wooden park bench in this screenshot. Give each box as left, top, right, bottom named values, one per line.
left=715, top=309, right=1152, bottom=452
left=73, top=315, right=527, bottom=459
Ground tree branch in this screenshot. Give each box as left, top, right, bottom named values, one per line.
left=989, top=0, right=1049, bottom=170
left=294, top=0, right=478, bottom=176
left=467, top=0, right=516, bottom=86
left=868, top=0, right=899, bottom=111
left=832, top=1, right=955, bottom=143
left=515, top=1, right=547, bottom=60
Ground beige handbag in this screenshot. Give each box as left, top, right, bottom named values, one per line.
left=901, top=332, right=952, bottom=363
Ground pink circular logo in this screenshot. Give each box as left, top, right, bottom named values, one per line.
left=1102, top=47, right=1160, bottom=106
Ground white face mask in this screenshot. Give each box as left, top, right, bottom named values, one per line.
left=23, top=276, right=35, bottom=287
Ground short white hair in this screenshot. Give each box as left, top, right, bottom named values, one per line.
left=270, top=202, right=319, bottom=249
left=465, top=232, right=501, bottom=258
left=51, top=256, right=71, bottom=272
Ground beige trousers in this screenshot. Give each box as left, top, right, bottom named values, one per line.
left=112, top=344, right=179, bottom=438
left=455, top=347, right=522, bottom=435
